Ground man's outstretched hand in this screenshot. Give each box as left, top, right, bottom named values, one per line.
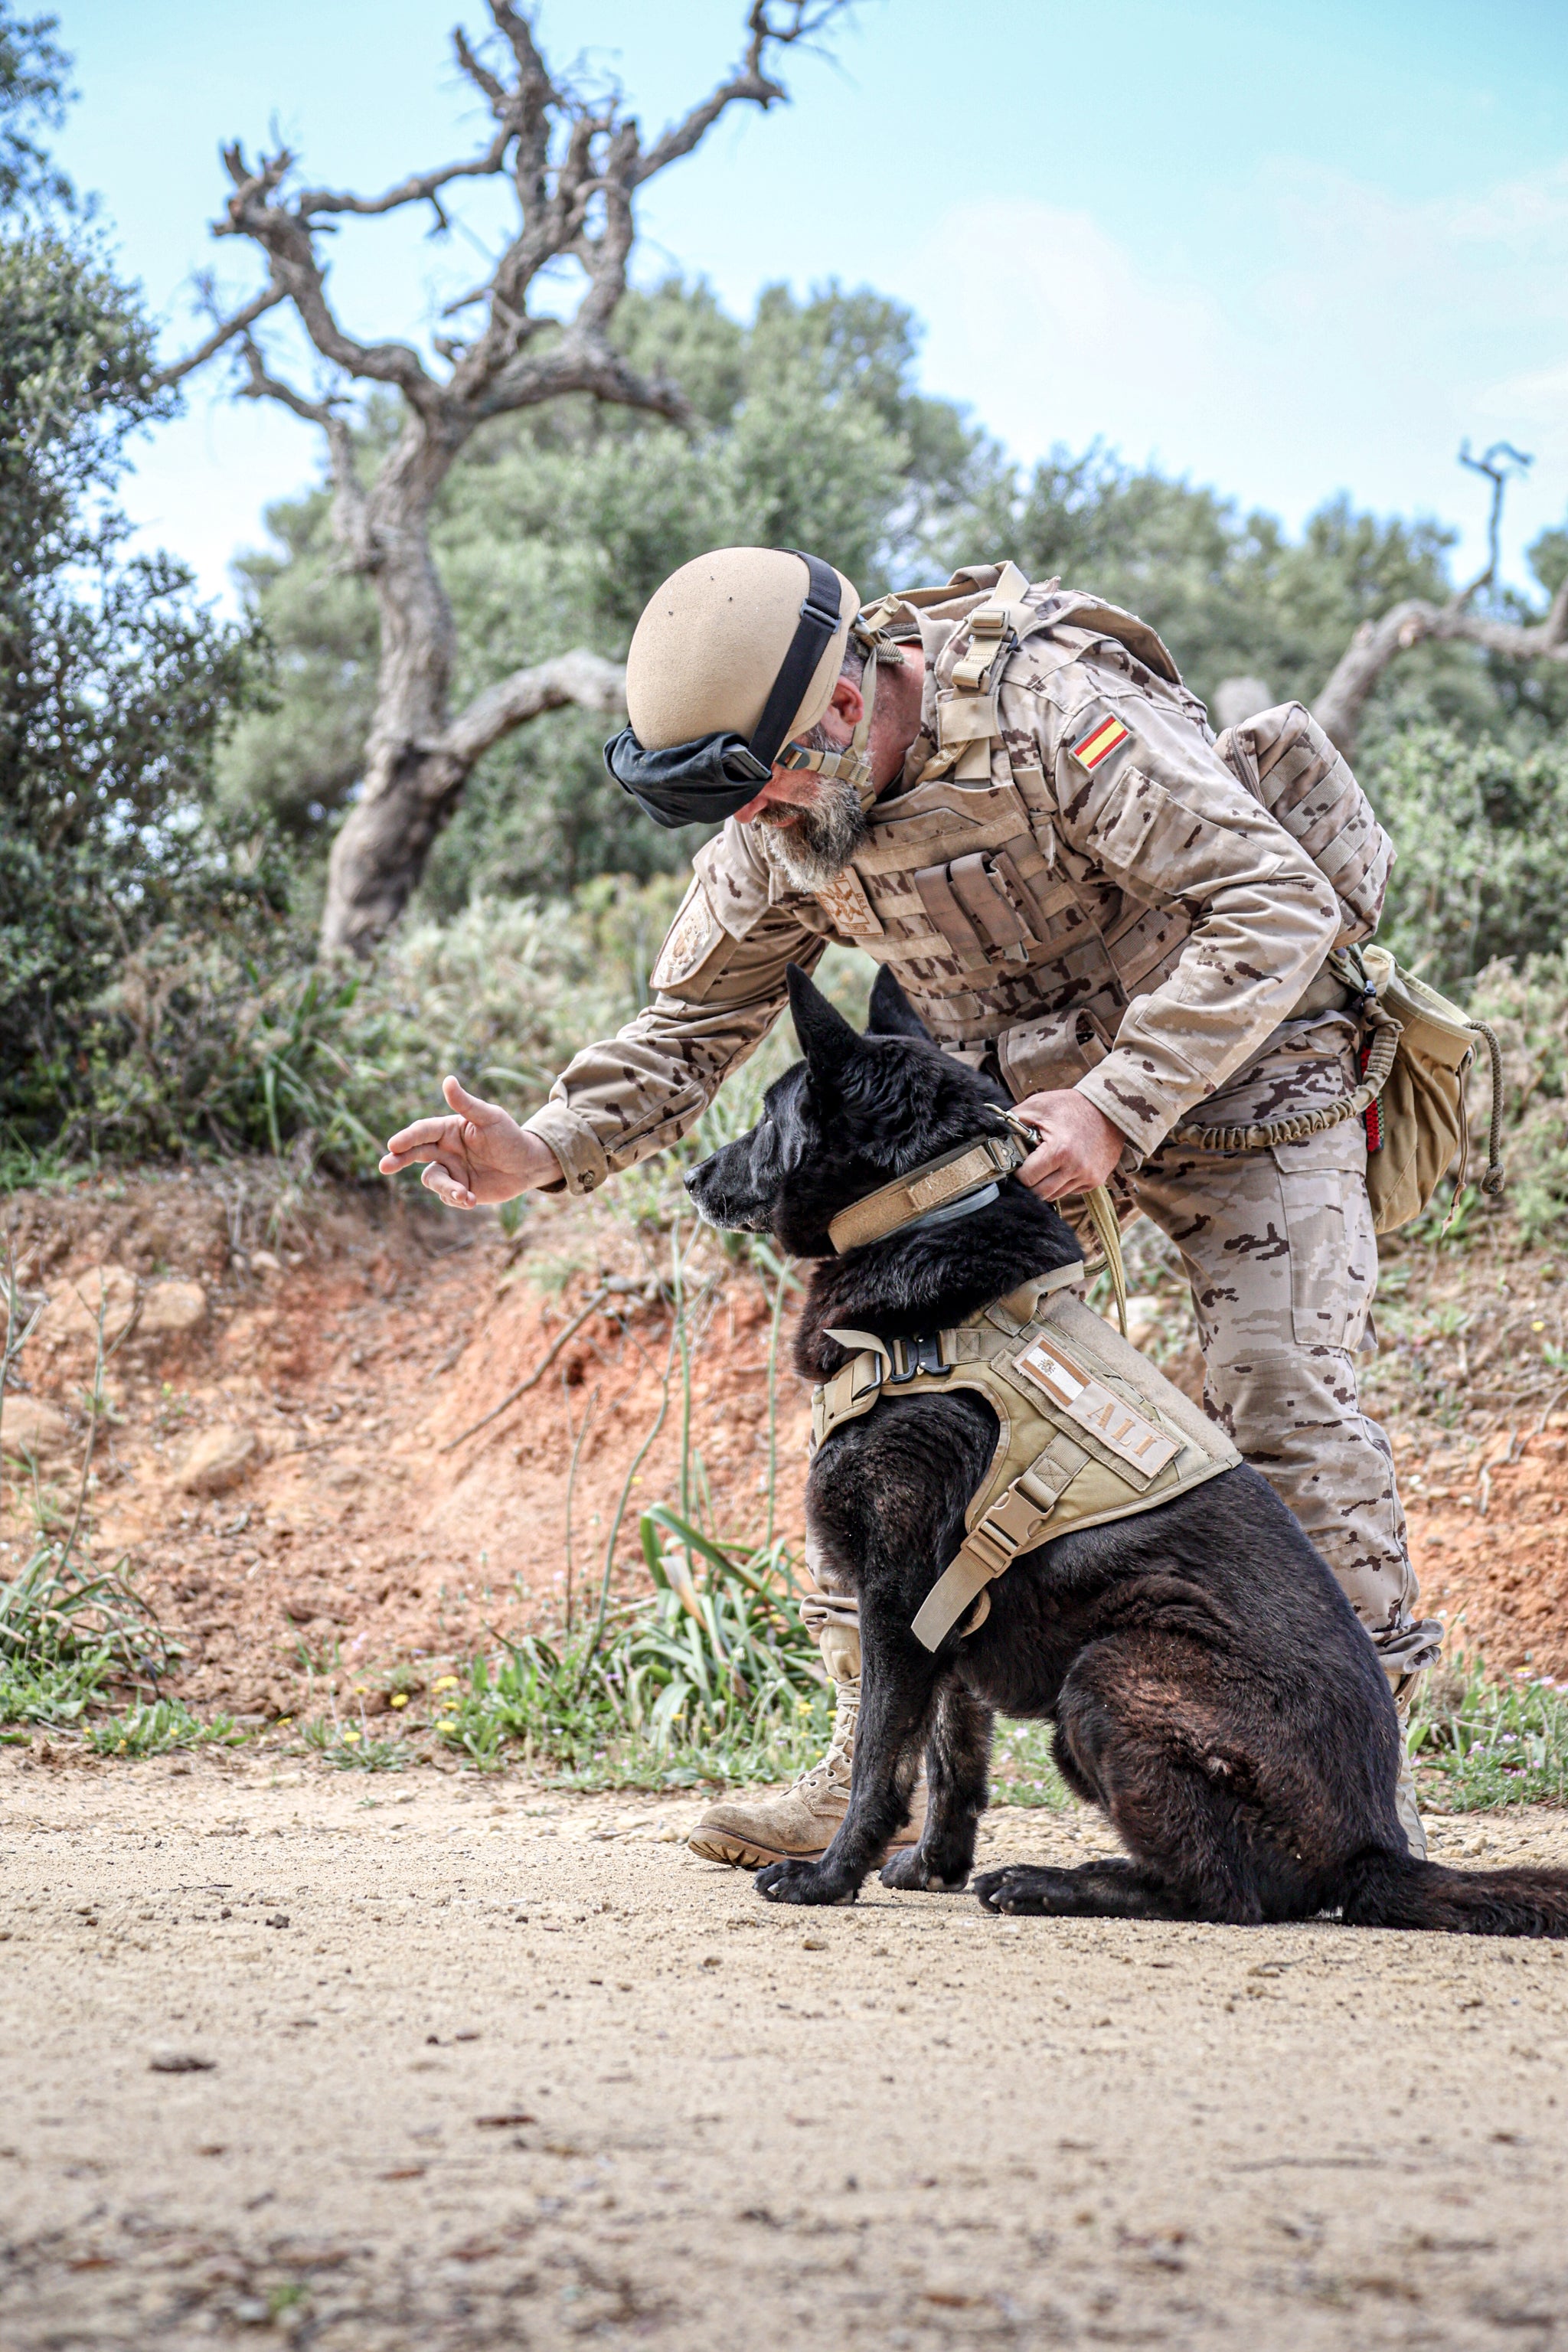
left=1011, top=1089, right=1126, bottom=1200
left=380, top=1078, right=562, bottom=1208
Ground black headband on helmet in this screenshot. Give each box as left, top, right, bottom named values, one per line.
left=604, top=550, right=844, bottom=830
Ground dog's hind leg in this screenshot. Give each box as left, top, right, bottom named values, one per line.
left=880, top=1680, right=992, bottom=1892
left=975, top=1635, right=1277, bottom=1926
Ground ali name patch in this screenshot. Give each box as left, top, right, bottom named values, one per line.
left=1014, top=1335, right=1179, bottom=1480
left=812, top=867, right=883, bottom=939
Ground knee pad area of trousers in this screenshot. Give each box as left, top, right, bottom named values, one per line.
left=818, top=1624, right=862, bottom=1685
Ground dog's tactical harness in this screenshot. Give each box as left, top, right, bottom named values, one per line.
left=810, top=1217, right=1240, bottom=1651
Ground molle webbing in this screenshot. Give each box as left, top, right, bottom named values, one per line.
left=811, top=1282, right=1239, bottom=1651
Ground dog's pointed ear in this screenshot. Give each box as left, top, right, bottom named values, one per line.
left=786, top=962, right=858, bottom=1082
left=867, top=965, right=933, bottom=1042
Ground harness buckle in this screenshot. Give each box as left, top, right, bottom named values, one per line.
left=887, top=1333, right=951, bottom=1383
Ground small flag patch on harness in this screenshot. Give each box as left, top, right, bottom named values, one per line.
left=1070, top=713, right=1131, bottom=771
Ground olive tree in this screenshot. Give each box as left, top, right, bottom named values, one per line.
left=153, top=1, right=846, bottom=958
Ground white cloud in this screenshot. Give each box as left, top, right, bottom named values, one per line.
left=898, top=162, right=1568, bottom=589
left=905, top=201, right=1232, bottom=482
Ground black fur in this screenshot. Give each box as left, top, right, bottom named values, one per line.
left=683, top=964, right=1568, bottom=1937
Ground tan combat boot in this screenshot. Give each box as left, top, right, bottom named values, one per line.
left=688, top=1621, right=926, bottom=1870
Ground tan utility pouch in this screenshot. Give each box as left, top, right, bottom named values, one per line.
left=998, top=1004, right=1112, bottom=1099
left=1359, top=945, right=1483, bottom=1235
left=1191, top=940, right=1503, bottom=1232
left=910, top=836, right=1060, bottom=970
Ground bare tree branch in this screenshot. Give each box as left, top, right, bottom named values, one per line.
left=160, top=0, right=849, bottom=955
left=1312, top=601, right=1440, bottom=752
left=440, top=648, right=626, bottom=768
left=234, top=340, right=371, bottom=564
left=472, top=337, right=688, bottom=424
left=291, top=126, right=514, bottom=223
left=1429, top=579, right=1568, bottom=662
left=217, top=141, right=446, bottom=413
left=1459, top=438, right=1534, bottom=592
left=1312, top=440, right=1566, bottom=754
left=145, top=278, right=287, bottom=391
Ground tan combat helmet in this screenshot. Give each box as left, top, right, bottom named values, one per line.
left=627, top=547, right=858, bottom=752
left=605, top=547, right=889, bottom=829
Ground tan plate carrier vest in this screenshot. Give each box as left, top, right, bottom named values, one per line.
left=798, top=562, right=1390, bottom=1067
left=811, top=1266, right=1240, bottom=1651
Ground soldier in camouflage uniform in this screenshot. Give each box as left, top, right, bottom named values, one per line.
left=384, top=547, right=1440, bottom=1862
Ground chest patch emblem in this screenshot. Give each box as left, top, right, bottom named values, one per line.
left=812, top=866, right=883, bottom=938
left=652, top=886, right=720, bottom=989
left=1014, top=1334, right=1180, bottom=1478
left=1069, top=711, right=1132, bottom=774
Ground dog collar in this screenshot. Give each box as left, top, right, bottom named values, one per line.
left=825, top=1125, right=1031, bottom=1254
left=825, top=1112, right=1129, bottom=1338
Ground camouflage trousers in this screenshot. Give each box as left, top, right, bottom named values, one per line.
left=1131, top=1011, right=1441, bottom=1680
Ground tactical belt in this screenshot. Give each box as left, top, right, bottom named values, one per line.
left=811, top=1272, right=1239, bottom=1650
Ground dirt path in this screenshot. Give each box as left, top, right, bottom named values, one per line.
left=4, top=1754, right=1568, bottom=2350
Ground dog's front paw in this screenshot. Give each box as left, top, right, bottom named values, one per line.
left=974, top=1864, right=1069, bottom=1915
left=756, top=1860, right=858, bottom=1906
left=880, top=1847, right=970, bottom=1893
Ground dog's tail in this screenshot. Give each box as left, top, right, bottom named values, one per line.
left=1339, top=1847, right=1568, bottom=1938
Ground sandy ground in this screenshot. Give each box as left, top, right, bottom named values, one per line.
left=4, top=1754, right=1568, bottom=2350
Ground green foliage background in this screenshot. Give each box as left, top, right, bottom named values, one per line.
left=4, top=0, right=1568, bottom=1204
left=0, top=7, right=266, bottom=1148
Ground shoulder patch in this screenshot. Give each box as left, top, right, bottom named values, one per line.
left=1067, top=707, right=1134, bottom=776
left=651, top=882, right=720, bottom=990
left=812, top=866, right=883, bottom=939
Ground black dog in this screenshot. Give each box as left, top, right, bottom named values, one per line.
left=684, top=963, right=1568, bottom=1936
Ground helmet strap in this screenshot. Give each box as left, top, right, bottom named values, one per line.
left=774, top=626, right=899, bottom=808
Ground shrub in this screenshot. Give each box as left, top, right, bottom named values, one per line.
left=1364, top=724, right=1568, bottom=989
left=0, top=220, right=263, bottom=1145
left=1465, top=953, right=1568, bottom=1246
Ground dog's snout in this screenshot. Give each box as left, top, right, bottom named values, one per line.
left=683, top=1166, right=701, bottom=1193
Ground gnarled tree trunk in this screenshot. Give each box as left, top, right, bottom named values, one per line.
left=149, top=1, right=841, bottom=957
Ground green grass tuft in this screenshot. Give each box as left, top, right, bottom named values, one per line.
left=0, top=1537, right=167, bottom=1726
left=83, top=1697, right=243, bottom=1757
left=300, top=1717, right=410, bottom=1772
left=1410, top=1653, right=1568, bottom=1812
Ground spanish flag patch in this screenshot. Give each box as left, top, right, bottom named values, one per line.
left=1069, top=711, right=1132, bottom=772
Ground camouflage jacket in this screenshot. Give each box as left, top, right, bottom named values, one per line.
left=525, top=564, right=1344, bottom=1195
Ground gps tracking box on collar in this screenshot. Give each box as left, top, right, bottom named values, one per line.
left=606, top=550, right=858, bottom=829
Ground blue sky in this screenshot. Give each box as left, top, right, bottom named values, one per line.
left=56, top=0, right=1568, bottom=609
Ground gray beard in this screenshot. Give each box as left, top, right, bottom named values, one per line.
left=756, top=774, right=869, bottom=892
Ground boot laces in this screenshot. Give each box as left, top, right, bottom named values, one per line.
left=791, top=1681, right=858, bottom=1797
